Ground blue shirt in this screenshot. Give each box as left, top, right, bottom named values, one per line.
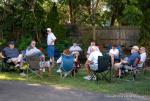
left=128, top=52, right=140, bottom=66
left=3, top=47, right=19, bottom=58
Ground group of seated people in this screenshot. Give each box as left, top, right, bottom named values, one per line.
left=113, top=46, right=147, bottom=78
left=83, top=42, right=147, bottom=80
left=0, top=40, right=147, bottom=80
left=0, top=40, right=43, bottom=76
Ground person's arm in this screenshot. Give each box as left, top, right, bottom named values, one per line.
left=87, top=47, right=90, bottom=55
left=78, top=46, right=82, bottom=51
left=50, top=34, right=56, bottom=45
left=0, top=52, right=5, bottom=58
left=85, top=60, right=93, bottom=65
left=116, top=49, right=120, bottom=56
left=139, top=54, right=146, bottom=64
left=109, top=49, right=112, bottom=56
left=86, top=53, right=94, bottom=65
left=57, top=56, right=62, bottom=64
left=69, top=47, right=73, bottom=52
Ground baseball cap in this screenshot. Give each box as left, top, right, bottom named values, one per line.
left=8, top=41, right=15, bottom=45
left=46, top=28, right=51, bottom=31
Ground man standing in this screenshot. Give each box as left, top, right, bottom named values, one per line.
left=47, top=28, right=56, bottom=67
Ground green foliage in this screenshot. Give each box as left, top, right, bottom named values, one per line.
left=0, top=0, right=149, bottom=52
left=46, top=3, right=59, bottom=29
left=56, top=38, right=72, bottom=52
left=122, top=5, right=143, bottom=25
left=0, top=39, right=7, bottom=47
left=18, top=35, right=32, bottom=50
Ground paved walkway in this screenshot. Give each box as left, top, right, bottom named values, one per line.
left=0, top=80, right=149, bottom=101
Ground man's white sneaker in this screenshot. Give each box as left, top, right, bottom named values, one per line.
left=83, top=75, right=91, bottom=80
left=20, top=72, right=26, bottom=77
left=15, top=64, right=20, bottom=68
left=56, top=69, right=62, bottom=73
left=7, top=59, right=12, bottom=63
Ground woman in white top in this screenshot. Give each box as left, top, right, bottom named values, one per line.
left=25, top=40, right=41, bottom=56
left=138, top=47, right=147, bottom=68
left=109, top=44, right=120, bottom=66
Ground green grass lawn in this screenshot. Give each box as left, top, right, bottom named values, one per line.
left=0, top=67, right=150, bottom=96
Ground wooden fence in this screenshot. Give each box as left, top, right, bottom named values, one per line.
left=79, top=26, right=140, bottom=46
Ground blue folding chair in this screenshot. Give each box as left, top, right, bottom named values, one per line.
left=60, top=54, right=75, bottom=78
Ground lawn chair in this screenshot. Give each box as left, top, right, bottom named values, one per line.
left=92, top=54, right=112, bottom=83
left=0, top=57, right=17, bottom=71
left=0, top=58, right=6, bottom=72
left=120, top=58, right=140, bottom=81
left=26, top=56, right=42, bottom=79
left=60, top=54, right=75, bottom=78
left=0, top=50, right=17, bottom=71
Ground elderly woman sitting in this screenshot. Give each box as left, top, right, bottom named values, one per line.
left=56, top=49, right=75, bottom=77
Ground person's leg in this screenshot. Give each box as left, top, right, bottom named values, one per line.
left=48, top=45, right=55, bottom=67
left=114, top=62, right=122, bottom=77
left=85, top=60, right=90, bottom=76
left=110, top=54, right=115, bottom=67
left=114, top=62, right=121, bottom=70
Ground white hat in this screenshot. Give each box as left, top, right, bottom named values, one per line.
left=46, top=28, right=51, bottom=31
left=132, top=46, right=139, bottom=51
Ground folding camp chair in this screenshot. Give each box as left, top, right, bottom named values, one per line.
left=26, top=56, right=42, bottom=79
left=60, top=54, right=75, bottom=78
left=120, top=58, right=140, bottom=81
left=92, top=54, right=112, bottom=83
left=0, top=57, right=17, bottom=71
left=0, top=58, right=5, bottom=72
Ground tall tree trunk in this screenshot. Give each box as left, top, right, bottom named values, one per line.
left=68, top=0, right=74, bottom=23
left=110, top=12, right=116, bottom=26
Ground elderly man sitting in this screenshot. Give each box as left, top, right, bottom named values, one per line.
left=114, top=46, right=140, bottom=77
left=84, top=46, right=103, bottom=80
left=2, top=41, right=23, bottom=67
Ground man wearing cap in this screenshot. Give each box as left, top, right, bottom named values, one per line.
left=2, top=41, right=22, bottom=67
left=114, top=46, right=140, bottom=77
left=46, top=28, right=56, bottom=66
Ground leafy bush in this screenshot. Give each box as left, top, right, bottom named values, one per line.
left=18, top=35, right=32, bottom=50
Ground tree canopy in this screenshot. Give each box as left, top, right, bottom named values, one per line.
left=0, top=0, right=149, bottom=50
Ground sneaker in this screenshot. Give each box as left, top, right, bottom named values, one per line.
left=15, top=64, right=20, bottom=68
left=92, top=76, right=96, bottom=80
left=20, top=72, right=26, bottom=77
left=83, top=75, right=91, bottom=80
left=64, top=72, right=69, bottom=77
left=42, top=68, right=45, bottom=72
left=7, top=59, right=12, bottom=63
left=56, top=69, right=62, bottom=73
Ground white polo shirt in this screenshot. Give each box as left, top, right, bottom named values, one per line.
left=109, top=48, right=119, bottom=56
left=88, top=51, right=103, bottom=64
left=47, top=33, right=56, bottom=45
